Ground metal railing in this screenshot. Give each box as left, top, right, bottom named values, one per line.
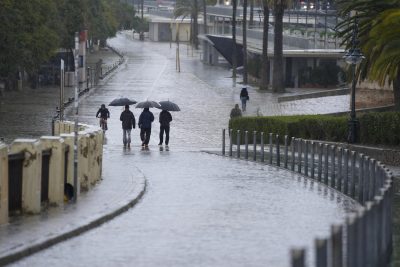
left=222, top=129, right=393, bottom=267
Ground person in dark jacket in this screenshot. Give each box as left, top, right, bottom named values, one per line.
left=96, top=104, right=110, bottom=130
left=240, top=87, right=249, bottom=111
left=158, top=109, right=172, bottom=146
left=120, top=105, right=135, bottom=148
left=138, top=107, right=154, bottom=147
left=230, top=104, right=242, bottom=119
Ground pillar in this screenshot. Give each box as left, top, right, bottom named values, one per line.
left=0, top=143, right=8, bottom=224
left=78, top=132, right=90, bottom=191
left=60, top=133, right=74, bottom=186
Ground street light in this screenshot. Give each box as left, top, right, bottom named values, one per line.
left=343, top=18, right=364, bottom=143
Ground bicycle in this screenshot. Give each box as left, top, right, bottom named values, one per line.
left=98, top=117, right=108, bottom=132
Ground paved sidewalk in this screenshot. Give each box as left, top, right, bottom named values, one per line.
left=0, top=146, right=146, bottom=265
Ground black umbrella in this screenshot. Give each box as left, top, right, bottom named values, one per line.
left=157, top=101, right=181, bottom=111
left=135, top=100, right=161, bottom=109
left=109, top=97, right=137, bottom=106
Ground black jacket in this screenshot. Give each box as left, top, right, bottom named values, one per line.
left=138, top=110, right=154, bottom=129
left=159, top=110, right=172, bottom=127
left=96, top=108, right=110, bottom=119
left=120, top=110, right=135, bottom=129
left=240, top=89, right=249, bottom=99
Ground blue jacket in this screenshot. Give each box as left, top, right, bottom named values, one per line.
left=138, top=110, right=154, bottom=129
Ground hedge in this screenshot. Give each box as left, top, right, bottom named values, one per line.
left=228, top=112, right=400, bottom=146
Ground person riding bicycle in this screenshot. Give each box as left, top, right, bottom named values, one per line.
left=96, top=104, right=110, bottom=130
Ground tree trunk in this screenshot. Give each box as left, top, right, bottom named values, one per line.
left=393, top=69, right=400, bottom=110
left=272, top=1, right=285, bottom=93
left=260, top=2, right=269, bottom=90
left=249, top=0, right=254, bottom=27
left=243, top=0, right=248, bottom=84
left=193, top=0, right=199, bottom=49
left=232, top=0, right=237, bottom=79
left=203, top=0, right=208, bottom=34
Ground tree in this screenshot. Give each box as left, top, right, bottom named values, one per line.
left=174, top=0, right=202, bottom=49
left=272, top=0, right=288, bottom=93
left=259, top=0, right=271, bottom=90
left=336, top=0, right=400, bottom=109
left=232, top=0, right=238, bottom=79
left=243, top=0, right=248, bottom=84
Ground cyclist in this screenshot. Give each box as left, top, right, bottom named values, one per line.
left=96, top=104, right=110, bottom=130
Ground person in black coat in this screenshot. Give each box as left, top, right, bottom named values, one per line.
left=120, top=105, right=135, bottom=148
left=240, top=87, right=249, bottom=111
left=138, top=107, right=154, bottom=147
left=158, top=109, right=172, bottom=146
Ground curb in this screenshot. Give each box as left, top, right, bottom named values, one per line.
left=277, top=88, right=349, bottom=102
left=0, top=177, right=147, bottom=266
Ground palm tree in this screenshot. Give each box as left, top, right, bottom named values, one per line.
left=203, top=0, right=208, bottom=34
left=174, top=0, right=202, bottom=49
left=243, top=0, right=248, bottom=84
left=272, top=0, right=289, bottom=93
left=232, top=0, right=238, bottom=79
left=260, top=0, right=271, bottom=90
left=336, top=0, right=400, bottom=109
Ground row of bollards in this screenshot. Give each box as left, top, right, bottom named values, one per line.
left=221, top=129, right=393, bottom=267
left=100, top=57, right=124, bottom=79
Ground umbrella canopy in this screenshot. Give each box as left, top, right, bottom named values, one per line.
left=135, top=100, right=161, bottom=109
left=157, top=101, right=181, bottom=111
left=109, top=97, right=137, bottom=106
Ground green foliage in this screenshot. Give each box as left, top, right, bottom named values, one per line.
left=229, top=112, right=400, bottom=146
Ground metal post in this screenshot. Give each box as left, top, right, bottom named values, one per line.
left=261, top=132, right=265, bottom=162
left=297, top=139, right=302, bottom=173
left=304, top=140, right=309, bottom=176
left=310, top=141, right=315, bottom=179
left=60, top=59, right=65, bottom=121
left=291, top=248, right=306, bottom=267
left=245, top=131, right=249, bottom=160
left=284, top=135, right=288, bottom=168
left=73, top=32, right=79, bottom=202
left=253, top=131, right=257, bottom=161
left=318, top=143, right=323, bottom=182
left=337, top=147, right=343, bottom=191
left=331, top=225, right=343, bottom=267
left=346, top=214, right=357, bottom=267
left=324, top=144, right=329, bottom=185
left=222, top=129, right=226, bottom=155
left=229, top=129, right=233, bottom=157
left=358, top=154, right=365, bottom=203
left=291, top=137, right=296, bottom=171
left=315, top=238, right=328, bottom=267
left=350, top=151, right=356, bottom=198
left=357, top=207, right=366, bottom=267
left=364, top=157, right=370, bottom=202
left=236, top=130, right=240, bottom=158
left=343, top=149, right=349, bottom=195
left=370, top=159, right=376, bottom=199
left=276, top=134, right=280, bottom=166
left=269, top=133, right=273, bottom=164
left=331, top=146, right=336, bottom=188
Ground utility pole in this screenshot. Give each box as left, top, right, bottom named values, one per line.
left=73, top=32, right=79, bottom=202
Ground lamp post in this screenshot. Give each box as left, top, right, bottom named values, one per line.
left=343, top=18, right=364, bottom=143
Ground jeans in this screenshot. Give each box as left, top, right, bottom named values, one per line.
left=123, top=129, right=132, bottom=145
left=159, top=125, right=170, bottom=145
left=240, top=97, right=247, bottom=111
left=140, top=128, right=151, bottom=145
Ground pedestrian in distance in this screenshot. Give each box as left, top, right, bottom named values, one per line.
left=240, top=87, right=249, bottom=112
left=138, top=107, right=154, bottom=148
left=158, top=109, right=172, bottom=147
left=120, top=105, right=135, bottom=148
left=96, top=104, right=110, bottom=131
left=230, top=104, right=242, bottom=119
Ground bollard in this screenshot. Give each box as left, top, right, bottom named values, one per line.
left=331, top=224, right=343, bottom=267
left=358, top=154, right=365, bottom=203
left=318, top=143, right=323, bottom=182
left=284, top=135, right=288, bottom=169
left=269, top=133, right=273, bottom=164
left=304, top=140, right=309, bottom=176
left=245, top=131, right=249, bottom=160
left=324, top=144, right=329, bottom=185
left=350, top=151, right=356, bottom=198
left=357, top=207, right=366, bottom=267
left=291, top=248, right=306, bottom=267
left=253, top=131, right=257, bottom=161
left=364, top=157, right=370, bottom=202
left=236, top=130, right=240, bottom=158
left=229, top=129, right=233, bottom=157
left=291, top=137, right=296, bottom=171
left=337, top=147, right=343, bottom=192
left=0, top=144, right=8, bottom=225
left=261, top=132, right=265, bottom=162
left=276, top=134, right=280, bottom=166
left=343, top=149, right=349, bottom=195
left=370, top=159, right=376, bottom=200
left=297, top=139, right=302, bottom=173
left=222, top=129, right=226, bottom=155
left=315, top=238, right=328, bottom=267
left=310, top=141, right=315, bottom=179
left=365, top=202, right=374, bottom=266
left=346, top=214, right=357, bottom=267
left=330, top=146, right=336, bottom=188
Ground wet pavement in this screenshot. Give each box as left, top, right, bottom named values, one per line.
left=3, top=32, right=358, bottom=266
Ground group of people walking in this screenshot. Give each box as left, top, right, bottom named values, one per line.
left=96, top=104, right=172, bottom=149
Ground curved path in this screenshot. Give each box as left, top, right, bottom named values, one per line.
left=11, top=33, right=358, bottom=267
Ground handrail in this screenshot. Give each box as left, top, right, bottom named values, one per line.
left=222, top=129, right=393, bottom=267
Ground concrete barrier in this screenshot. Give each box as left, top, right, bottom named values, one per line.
left=0, top=143, right=8, bottom=224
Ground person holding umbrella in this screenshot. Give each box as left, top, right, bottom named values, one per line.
left=138, top=107, right=154, bottom=148
left=158, top=109, right=172, bottom=146
left=120, top=105, right=135, bottom=148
